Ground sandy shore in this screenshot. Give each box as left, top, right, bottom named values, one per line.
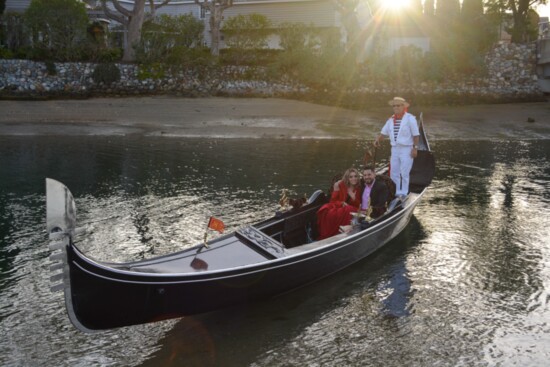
left=0, top=96, right=549, bottom=139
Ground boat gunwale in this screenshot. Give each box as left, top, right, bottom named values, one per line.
left=68, top=189, right=426, bottom=283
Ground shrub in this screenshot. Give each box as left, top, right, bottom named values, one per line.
left=0, top=46, right=14, bottom=59
left=24, top=0, right=89, bottom=61
left=2, top=13, right=29, bottom=52
left=277, top=22, right=317, bottom=52
left=44, top=60, right=56, bottom=75
left=137, top=63, right=165, bottom=80
left=92, top=63, right=121, bottom=85
left=270, top=27, right=359, bottom=88
left=219, top=48, right=280, bottom=67
left=134, top=14, right=204, bottom=65
left=222, top=14, right=272, bottom=51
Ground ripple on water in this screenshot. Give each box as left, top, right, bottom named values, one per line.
left=1, top=137, right=550, bottom=366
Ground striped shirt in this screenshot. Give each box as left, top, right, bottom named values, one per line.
left=393, top=116, right=402, bottom=141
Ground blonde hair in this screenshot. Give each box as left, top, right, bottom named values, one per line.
left=342, top=168, right=360, bottom=188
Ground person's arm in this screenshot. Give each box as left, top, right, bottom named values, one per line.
left=331, top=180, right=346, bottom=206
left=375, top=120, right=390, bottom=148
left=374, top=134, right=387, bottom=148
left=411, top=135, right=419, bottom=158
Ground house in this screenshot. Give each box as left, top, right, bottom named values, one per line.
left=154, top=0, right=346, bottom=49
left=3, top=0, right=428, bottom=56
left=4, top=0, right=32, bottom=12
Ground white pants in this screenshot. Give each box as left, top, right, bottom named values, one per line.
left=390, top=145, right=414, bottom=196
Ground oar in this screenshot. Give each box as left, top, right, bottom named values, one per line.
left=363, top=144, right=378, bottom=170
left=372, top=145, right=378, bottom=171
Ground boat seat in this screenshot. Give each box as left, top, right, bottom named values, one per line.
left=236, top=226, right=287, bottom=259
left=282, top=206, right=319, bottom=248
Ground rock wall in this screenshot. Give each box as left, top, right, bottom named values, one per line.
left=0, top=60, right=304, bottom=97
left=485, top=42, right=540, bottom=94
left=0, top=42, right=543, bottom=102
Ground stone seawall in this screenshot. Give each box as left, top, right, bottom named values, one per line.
left=0, top=42, right=543, bottom=103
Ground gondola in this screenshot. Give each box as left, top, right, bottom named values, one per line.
left=46, top=114, right=435, bottom=332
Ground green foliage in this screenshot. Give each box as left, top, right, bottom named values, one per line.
left=92, top=63, right=121, bottom=85
left=2, top=12, right=29, bottom=52
left=436, top=0, right=461, bottom=19
left=84, top=21, right=122, bottom=62
left=367, top=45, right=424, bottom=83
left=485, top=0, right=543, bottom=42
left=134, top=14, right=204, bottom=65
left=219, top=48, right=279, bottom=66
left=222, top=14, right=272, bottom=50
left=0, top=46, right=14, bottom=59
left=270, top=27, right=360, bottom=88
left=44, top=60, right=56, bottom=75
left=277, top=22, right=317, bottom=51
left=137, top=63, right=166, bottom=80
left=24, top=0, right=89, bottom=61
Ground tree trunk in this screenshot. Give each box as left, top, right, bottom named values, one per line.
left=122, top=0, right=146, bottom=61
left=209, top=7, right=222, bottom=56
left=511, top=12, right=527, bottom=43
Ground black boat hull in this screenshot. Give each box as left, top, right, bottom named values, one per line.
left=63, top=191, right=420, bottom=330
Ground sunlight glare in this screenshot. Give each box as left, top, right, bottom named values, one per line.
left=381, top=0, right=411, bottom=11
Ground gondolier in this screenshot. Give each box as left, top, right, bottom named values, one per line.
left=374, top=97, right=420, bottom=198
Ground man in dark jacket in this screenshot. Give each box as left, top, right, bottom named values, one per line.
left=361, top=165, right=390, bottom=219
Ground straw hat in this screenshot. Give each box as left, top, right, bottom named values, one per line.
left=388, top=97, right=410, bottom=107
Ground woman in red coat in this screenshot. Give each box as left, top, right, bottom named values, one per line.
left=317, top=168, right=362, bottom=240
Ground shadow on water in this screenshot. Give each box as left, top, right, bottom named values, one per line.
left=140, top=217, right=426, bottom=367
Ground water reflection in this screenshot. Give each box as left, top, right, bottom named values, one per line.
left=0, top=137, right=549, bottom=366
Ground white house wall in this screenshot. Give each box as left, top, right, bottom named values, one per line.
left=155, top=0, right=339, bottom=49
left=4, top=0, right=32, bottom=12
left=224, top=0, right=337, bottom=27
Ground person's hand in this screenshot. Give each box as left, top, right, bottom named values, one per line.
left=373, top=139, right=380, bottom=148
left=411, top=147, right=418, bottom=158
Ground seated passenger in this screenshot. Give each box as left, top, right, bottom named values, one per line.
left=316, top=168, right=362, bottom=240
left=361, top=165, right=390, bottom=219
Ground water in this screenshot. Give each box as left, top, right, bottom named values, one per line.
left=0, top=136, right=549, bottom=366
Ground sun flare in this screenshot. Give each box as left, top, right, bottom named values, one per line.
left=381, top=0, right=411, bottom=11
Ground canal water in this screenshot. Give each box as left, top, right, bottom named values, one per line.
left=0, top=136, right=549, bottom=366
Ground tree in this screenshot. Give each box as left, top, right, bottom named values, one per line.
left=195, top=0, right=233, bottom=56
left=24, top=0, right=89, bottom=60
left=489, top=0, right=546, bottom=42
left=333, top=0, right=360, bottom=52
left=100, top=0, right=171, bottom=62
left=435, top=0, right=460, bottom=20
left=409, top=0, right=423, bottom=15
left=424, top=0, right=435, bottom=16
left=1, top=0, right=6, bottom=46
left=460, top=0, right=494, bottom=51
left=462, top=0, right=483, bottom=17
